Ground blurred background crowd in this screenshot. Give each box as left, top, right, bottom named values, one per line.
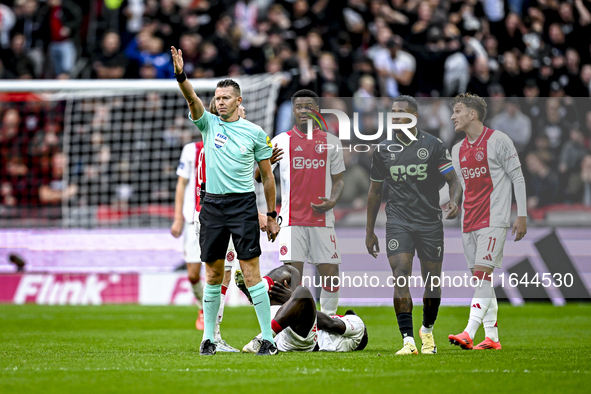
left=1, top=0, right=591, bottom=226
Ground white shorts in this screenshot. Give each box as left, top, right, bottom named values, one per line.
left=275, top=318, right=318, bottom=352
left=183, top=222, right=200, bottom=263
left=462, top=227, right=508, bottom=270
left=186, top=221, right=236, bottom=270
left=278, top=226, right=341, bottom=265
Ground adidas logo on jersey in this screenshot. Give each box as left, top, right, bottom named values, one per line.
left=295, top=146, right=303, bottom=151
left=461, top=156, right=467, bottom=162
left=483, top=254, right=493, bottom=261
left=331, top=252, right=339, bottom=259
left=472, top=303, right=481, bottom=309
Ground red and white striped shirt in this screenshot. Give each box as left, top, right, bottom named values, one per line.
left=271, top=126, right=345, bottom=227
left=452, top=127, right=521, bottom=232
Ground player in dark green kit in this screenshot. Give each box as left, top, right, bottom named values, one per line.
left=365, top=96, right=462, bottom=355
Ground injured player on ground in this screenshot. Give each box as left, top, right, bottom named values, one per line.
left=238, top=266, right=368, bottom=352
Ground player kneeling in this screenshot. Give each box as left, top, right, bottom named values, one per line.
left=239, top=266, right=368, bottom=352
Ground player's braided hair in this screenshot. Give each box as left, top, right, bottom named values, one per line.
left=392, top=95, right=418, bottom=112
left=217, top=79, right=241, bottom=97
left=452, top=93, right=487, bottom=122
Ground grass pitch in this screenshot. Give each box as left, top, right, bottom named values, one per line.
left=1, top=303, right=590, bottom=393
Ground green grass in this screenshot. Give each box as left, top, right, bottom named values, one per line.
left=1, top=304, right=590, bottom=393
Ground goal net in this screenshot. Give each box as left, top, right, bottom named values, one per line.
left=0, top=75, right=282, bottom=228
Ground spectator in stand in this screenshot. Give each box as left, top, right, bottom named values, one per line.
left=40, top=0, right=83, bottom=78
left=178, top=33, right=202, bottom=78
left=125, top=34, right=173, bottom=79
left=12, top=0, right=45, bottom=78
left=339, top=149, right=369, bottom=209
left=579, top=155, right=591, bottom=206
left=92, top=31, right=128, bottom=79
left=0, top=3, right=15, bottom=48
left=371, top=36, right=416, bottom=98
left=537, top=97, right=572, bottom=156
left=1, top=33, right=35, bottom=79
left=467, top=56, right=491, bottom=98
left=558, top=127, right=589, bottom=185
left=498, top=51, right=522, bottom=97
left=38, top=151, right=77, bottom=206
left=491, top=98, right=532, bottom=153
left=525, top=152, right=560, bottom=209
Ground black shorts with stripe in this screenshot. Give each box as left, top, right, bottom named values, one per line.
left=199, top=192, right=261, bottom=262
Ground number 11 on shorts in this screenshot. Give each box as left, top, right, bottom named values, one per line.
left=488, top=237, right=496, bottom=252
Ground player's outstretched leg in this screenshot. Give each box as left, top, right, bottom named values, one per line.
left=389, top=253, right=418, bottom=355
left=318, top=263, right=339, bottom=315
left=419, top=259, right=442, bottom=354
left=187, top=262, right=204, bottom=330
left=449, top=268, right=495, bottom=350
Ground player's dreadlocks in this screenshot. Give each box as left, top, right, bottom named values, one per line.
left=452, top=93, right=488, bottom=122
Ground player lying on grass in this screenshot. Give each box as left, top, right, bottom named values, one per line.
left=238, top=266, right=368, bottom=352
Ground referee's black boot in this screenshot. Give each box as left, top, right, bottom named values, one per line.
left=256, top=339, right=278, bottom=356
left=199, top=339, right=217, bottom=356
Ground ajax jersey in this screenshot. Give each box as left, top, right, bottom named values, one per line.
left=451, top=127, right=521, bottom=232
left=271, top=126, right=345, bottom=227
left=176, top=141, right=206, bottom=221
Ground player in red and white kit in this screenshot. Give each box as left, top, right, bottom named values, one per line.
left=448, top=93, right=527, bottom=350
left=255, top=89, right=345, bottom=317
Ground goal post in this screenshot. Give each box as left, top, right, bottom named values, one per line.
left=0, top=75, right=283, bottom=228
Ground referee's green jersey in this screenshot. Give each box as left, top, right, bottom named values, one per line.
left=189, top=110, right=272, bottom=194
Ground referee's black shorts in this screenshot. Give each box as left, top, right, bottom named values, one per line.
left=199, top=192, right=261, bottom=263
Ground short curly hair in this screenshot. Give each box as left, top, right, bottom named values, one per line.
left=451, top=93, right=487, bottom=122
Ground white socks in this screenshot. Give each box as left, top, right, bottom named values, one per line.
left=465, top=275, right=495, bottom=339
left=320, top=288, right=339, bottom=315
left=403, top=336, right=416, bottom=346
left=420, top=325, right=433, bottom=334
left=483, top=291, right=499, bottom=342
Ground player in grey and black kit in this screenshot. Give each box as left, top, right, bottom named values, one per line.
left=365, top=96, right=462, bottom=355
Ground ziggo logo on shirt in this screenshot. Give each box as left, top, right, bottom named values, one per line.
left=293, top=157, right=326, bottom=169
left=462, top=166, right=488, bottom=179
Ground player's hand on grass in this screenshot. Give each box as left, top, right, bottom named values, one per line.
left=512, top=216, right=527, bottom=242
left=445, top=201, right=459, bottom=219
left=170, top=46, right=184, bottom=74
left=266, top=217, right=280, bottom=242
left=365, top=232, right=380, bottom=258
left=170, top=219, right=183, bottom=238
left=269, top=280, right=292, bottom=303
left=270, top=144, right=284, bottom=165
left=258, top=212, right=268, bottom=232
left=311, top=197, right=336, bottom=213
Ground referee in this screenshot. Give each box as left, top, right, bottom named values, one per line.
left=172, top=46, right=280, bottom=356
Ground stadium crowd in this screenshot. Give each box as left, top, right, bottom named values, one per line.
left=1, top=0, right=591, bottom=223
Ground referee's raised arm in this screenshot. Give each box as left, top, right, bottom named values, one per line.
left=171, top=46, right=204, bottom=121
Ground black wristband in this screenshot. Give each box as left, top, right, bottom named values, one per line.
left=175, top=70, right=187, bottom=83
left=267, top=211, right=278, bottom=219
